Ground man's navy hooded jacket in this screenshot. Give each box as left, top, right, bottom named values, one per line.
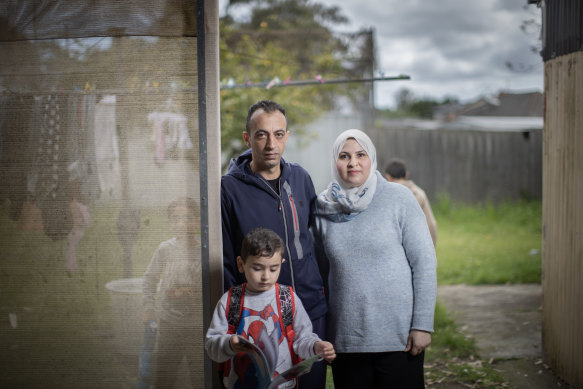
left=221, top=149, right=327, bottom=321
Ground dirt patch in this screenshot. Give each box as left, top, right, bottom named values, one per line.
left=437, top=284, right=568, bottom=388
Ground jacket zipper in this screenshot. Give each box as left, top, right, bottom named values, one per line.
left=258, top=177, right=296, bottom=291
left=288, top=194, right=299, bottom=231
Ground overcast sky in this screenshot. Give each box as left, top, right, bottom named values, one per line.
left=221, top=0, right=544, bottom=109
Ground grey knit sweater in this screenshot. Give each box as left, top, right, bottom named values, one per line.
left=313, top=173, right=437, bottom=353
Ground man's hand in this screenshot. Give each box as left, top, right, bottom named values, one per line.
left=405, top=330, right=431, bottom=356
left=314, top=341, right=336, bottom=362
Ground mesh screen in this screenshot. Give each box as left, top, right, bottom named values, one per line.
left=1, top=0, right=197, bottom=41
left=1, top=3, right=206, bottom=388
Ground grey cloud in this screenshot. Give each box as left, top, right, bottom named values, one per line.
left=320, top=0, right=542, bottom=106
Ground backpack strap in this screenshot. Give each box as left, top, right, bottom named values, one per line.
left=225, top=283, right=246, bottom=334
left=276, top=284, right=301, bottom=365
left=220, top=283, right=301, bottom=381
left=219, top=283, right=246, bottom=380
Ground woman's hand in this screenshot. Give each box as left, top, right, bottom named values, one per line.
left=405, top=330, right=431, bottom=356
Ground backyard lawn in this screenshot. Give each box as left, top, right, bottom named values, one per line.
left=434, top=196, right=542, bottom=285
left=424, top=197, right=542, bottom=388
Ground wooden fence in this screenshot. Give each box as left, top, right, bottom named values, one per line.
left=371, top=125, right=542, bottom=204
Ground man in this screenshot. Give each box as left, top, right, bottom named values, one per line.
left=385, top=158, right=438, bottom=246
left=221, top=100, right=328, bottom=388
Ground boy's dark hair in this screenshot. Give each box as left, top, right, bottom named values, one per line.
left=167, top=197, right=200, bottom=218
left=385, top=158, right=408, bottom=179
left=245, top=100, right=286, bottom=133
left=240, top=227, right=284, bottom=261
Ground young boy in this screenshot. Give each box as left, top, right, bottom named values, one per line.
left=142, top=197, right=202, bottom=388
left=205, top=227, right=336, bottom=389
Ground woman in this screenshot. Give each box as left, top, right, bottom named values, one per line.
left=313, top=129, right=437, bottom=388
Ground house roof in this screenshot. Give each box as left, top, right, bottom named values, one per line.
left=445, top=115, right=543, bottom=132
left=457, top=91, right=543, bottom=117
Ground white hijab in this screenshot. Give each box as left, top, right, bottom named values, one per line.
left=315, top=129, right=378, bottom=222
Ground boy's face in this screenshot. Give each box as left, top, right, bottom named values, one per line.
left=169, top=205, right=197, bottom=240
left=236, top=252, right=283, bottom=293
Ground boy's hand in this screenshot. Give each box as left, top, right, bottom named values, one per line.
left=229, top=335, right=255, bottom=354
left=314, top=341, right=336, bottom=362
left=405, top=330, right=431, bottom=356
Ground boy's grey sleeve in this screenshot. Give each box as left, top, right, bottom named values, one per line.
left=291, top=292, right=321, bottom=359
left=205, top=293, right=237, bottom=363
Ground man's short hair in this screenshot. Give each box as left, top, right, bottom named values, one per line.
left=240, top=227, right=284, bottom=261
left=385, top=158, right=408, bottom=179
left=245, top=100, right=286, bottom=133
left=167, top=197, right=200, bottom=218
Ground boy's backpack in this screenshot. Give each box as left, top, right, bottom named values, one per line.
left=219, top=283, right=300, bottom=380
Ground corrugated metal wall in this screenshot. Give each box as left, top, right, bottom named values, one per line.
left=542, top=50, right=583, bottom=387
left=372, top=127, right=542, bottom=203
left=541, top=0, right=583, bottom=61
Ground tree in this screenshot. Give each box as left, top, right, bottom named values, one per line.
left=505, top=3, right=542, bottom=73
left=220, top=0, right=373, bottom=166
left=380, top=88, right=459, bottom=119
left=395, top=88, right=414, bottom=111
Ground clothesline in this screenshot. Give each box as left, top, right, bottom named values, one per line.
left=221, top=75, right=411, bottom=90
left=0, top=75, right=410, bottom=96
left=0, top=87, right=196, bottom=97
left=1, top=80, right=195, bottom=96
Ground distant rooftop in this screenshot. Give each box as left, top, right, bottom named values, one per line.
left=456, top=91, right=543, bottom=117
left=445, top=115, right=543, bottom=131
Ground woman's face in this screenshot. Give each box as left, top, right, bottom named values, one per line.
left=336, top=138, right=371, bottom=188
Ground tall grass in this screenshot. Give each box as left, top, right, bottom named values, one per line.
left=433, top=195, right=542, bottom=285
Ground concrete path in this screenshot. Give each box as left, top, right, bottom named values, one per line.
left=437, top=284, right=568, bottom=388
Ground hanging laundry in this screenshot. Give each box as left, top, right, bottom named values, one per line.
left=147, top=98, right=193, bottom=167
left=152, top=114, right=166, bottom=165
left=94, top=95, right=121, bottom=199
left=66, top=198, right=90, bottom=274
left=0, top=95, right=36, bottom=218
left=67, top=93, right=100, bottom=203
left=34, top=94, right=72, bottom=241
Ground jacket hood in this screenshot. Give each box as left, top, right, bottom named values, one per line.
left=226, top=148, right=252, bottom=176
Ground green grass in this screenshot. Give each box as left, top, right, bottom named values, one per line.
left=428, top=302, right=477, bottom=361
left=425, top=197, right=542, bottom=388
left=424, top=302, right=508, bottom=388
left=433, top=195, right=542, bottom=285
